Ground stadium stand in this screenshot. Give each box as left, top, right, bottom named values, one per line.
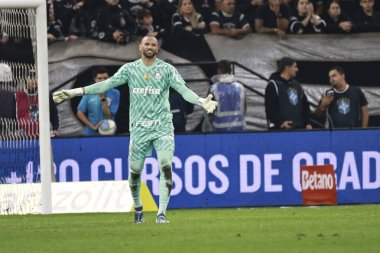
left=47, top=33, right=380, bottom=134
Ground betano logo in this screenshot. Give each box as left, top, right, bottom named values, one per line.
left=132, top=86, right=161, bottom=96
left=302, top=170, right=334, bottom=190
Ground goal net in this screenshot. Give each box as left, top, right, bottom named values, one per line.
left=0, top=0, right=52, bottom=215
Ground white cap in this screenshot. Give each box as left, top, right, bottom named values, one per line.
left=0, top=63, right=12, bottom=82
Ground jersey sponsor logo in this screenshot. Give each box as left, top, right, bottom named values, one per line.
left=287, top=88, right=298, bottom=105
left=132, top=86, right=161, bottom=96
left=337, top=98, right=350, bottom=115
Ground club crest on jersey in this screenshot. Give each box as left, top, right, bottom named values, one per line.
left=337, top=98, right=350, bottom=114
left=132, top=86, right=161, bottom=96
left=154, top=72, right=162, bottom=81
left=287, top=88, right=298, bottom=105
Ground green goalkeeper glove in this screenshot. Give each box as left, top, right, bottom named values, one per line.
left=198, top=94, right=218, bottom=113
left=53, top=88, right=84, bottom=104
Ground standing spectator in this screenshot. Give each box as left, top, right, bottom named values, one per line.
left=0, top=63, right=15, bottom=120
left=289, top=0, right=326, bottom=34
left=322, top=0, right=355, bottom=33
left=136, top=9, right=167, bottom=38
left=353, top=0, right=380, bottom=32
left=15, top=69, right=60, bottom=138
left=209, top=0, right=252, bottom=39
left=169, top=87, right=194, bottom=132
left=77, top=67, right=120, bottom=136
left=206, top=60, right=246, bottom=132
left=165, top=59, right=194, bottom=133
left=90, top=0, right=136, bottom=44
left=315, top=66, right=368, bottom=128
left=265, top=57, right=312, bottom=130
left=255, top=0, right=291, bottom=38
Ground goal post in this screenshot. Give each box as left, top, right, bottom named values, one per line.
left=0, top=0, right=51, bottom=214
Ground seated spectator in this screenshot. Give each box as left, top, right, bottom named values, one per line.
left=159, top=0, right=179, bottom=30
left=52, top=0, right=85, bottom=36
left=47, top=5, right=78, bottom=43
left=209, top=0, right=252, bottom=39
left=322, top=0, right=356, bottom=33
left=315, top=66, right=368, bottom=128
left=162, top=0, right=215, bottom=77
left=192, top=0, right=216, bottom=26
left=90, top=0, right=136, bottom=44
left=289, top=0, right=326, bottom=33
left=77, top=67, right=120, bottom=136
left=47, top=1, right=64, bottom=43
left=236, top=0, right=264, bottom=32
left=126, top=0, right=163, bottom=25
left=204, top=60, right=246, bottom=132
left=265, top=57, right=312, bottom=130
left=137, top=9, right=167, bottom=39
left=353, top=0, right=380, bottom=32
left=255, top=0, right=291, bottom=38
left=173, top=0, right=207, bottom=37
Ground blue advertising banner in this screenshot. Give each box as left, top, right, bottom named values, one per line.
left=2, top=129, right=379, bottom=208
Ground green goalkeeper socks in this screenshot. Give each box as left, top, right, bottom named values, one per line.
left=129, top=170, right=142, bottom=208
left=157, top=150, right=173, bottom=215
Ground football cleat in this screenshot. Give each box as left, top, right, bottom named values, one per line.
left=134, top=211, right=145, bottom=224
left=155, top=213, right=170, bottom=224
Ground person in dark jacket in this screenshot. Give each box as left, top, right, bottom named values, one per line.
left=90, top=0, right=136, bottom=44
left=265, top=57, right=312, bottom=130
left=353, top=0, right=380, bottom=32
left=289, top=0, right=326, bottom=34
left=322, top=0, right=355, bottom=33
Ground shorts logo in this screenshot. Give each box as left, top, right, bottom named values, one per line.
left=132, top=86, right=161, bottom=96
left=159, top=134, right=174, bottom=141
left=337, top=98, right=350, bottom=115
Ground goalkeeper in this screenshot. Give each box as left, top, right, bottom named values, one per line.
left=53, top=35, right=217, bottom=224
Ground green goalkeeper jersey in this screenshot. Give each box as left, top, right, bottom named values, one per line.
left=84, top=58, right=200, bottom=130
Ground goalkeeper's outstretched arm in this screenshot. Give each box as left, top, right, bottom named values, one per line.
left=53, top=72, right=126, bottom=104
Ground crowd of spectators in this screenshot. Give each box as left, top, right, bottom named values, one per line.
left=44, top=0, right=380, bottom=45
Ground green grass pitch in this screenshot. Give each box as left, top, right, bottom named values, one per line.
left=0, top=205, right=379, bottom=253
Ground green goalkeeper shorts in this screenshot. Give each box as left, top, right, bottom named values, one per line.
left=129, top=122, right=175, bottom=161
